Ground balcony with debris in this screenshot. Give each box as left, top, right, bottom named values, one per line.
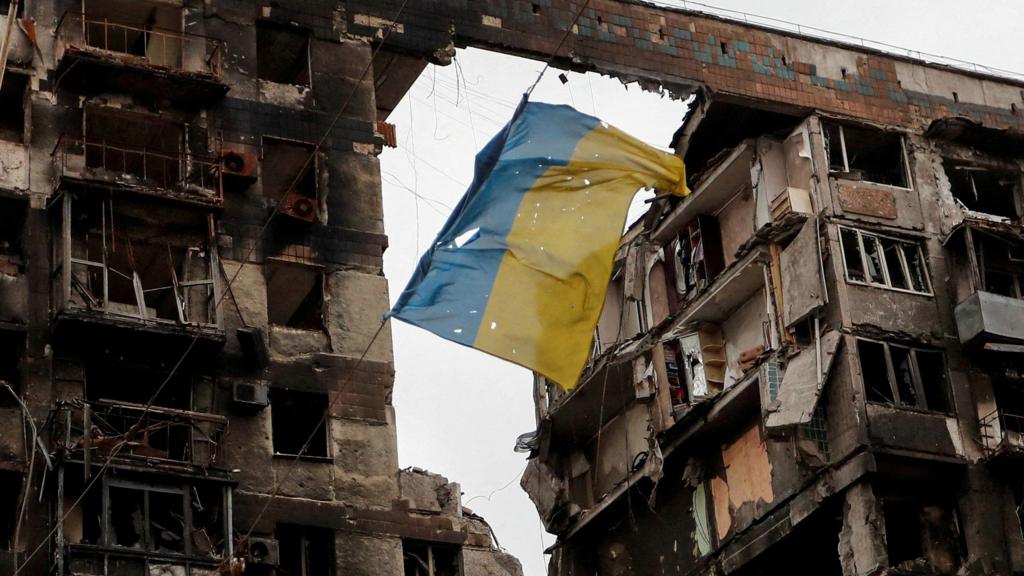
left=54, top=0, right=228, bottom=105
left=53, top=105, right=223, bottom=207
left=50, top=190, right=225, bottom=351
left=44, top=357, right=233, bottom=576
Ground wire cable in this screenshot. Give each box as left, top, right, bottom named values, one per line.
left=525, top=0, right=594, bottom=98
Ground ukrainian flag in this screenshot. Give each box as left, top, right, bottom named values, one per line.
left=388, top=102, right=686, bottom=389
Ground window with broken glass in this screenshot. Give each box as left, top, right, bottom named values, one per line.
left=90, top=478, right=230, bottom=558
left=974, top=233, right=1024, bottom=299
left=823, top=121, right=911, bottom=188
left=55, top=193, right=221, bottom=326
left=944, top=162, right=1021, bottom=219
left=839, top=227, right=931, bottom=295
left=857, top=339, right=951, bottom=413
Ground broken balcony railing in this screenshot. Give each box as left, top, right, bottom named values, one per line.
left=51, top=399, right=228, bottom=469
left=979, top=408, right=1024, bottom=455
left=54, top=137, right=223, bottom=204
left=55, top=13, right=224, bottom=78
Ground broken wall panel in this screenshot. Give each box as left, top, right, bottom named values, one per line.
left=780, top=221, right=824, bottom=327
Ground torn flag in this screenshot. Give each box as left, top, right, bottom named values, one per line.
left=388, top=101, right=687, bottom=389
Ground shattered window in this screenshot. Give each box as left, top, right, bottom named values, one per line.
left=108, top=483, right=186, bottom=554
left=838, top=227, right=930, bottom=295
left=271, top=388, right=329, bottom=458
left=857, top=339, right=951, bottom=412
left=889, top=345, right=917, bottom=408
left=977, top=234, right=1024, bottom=300
left=823, top=121, right=909, bottom=188
left=944, top=162, right=1019, bottom=219
left=839, top=228, right=865, bottom=282
left=858, top=340, right=893, bottom=404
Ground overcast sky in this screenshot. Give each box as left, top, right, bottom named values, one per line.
left=379, top=2, right=1024, bottom=575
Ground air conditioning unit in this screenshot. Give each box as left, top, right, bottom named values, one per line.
left=245, top=537, right=280, bottom=567
left=232, top=381, right=269, bottom=409
left=280, top=193, right=318, bottom=222
left=220, top=147, right=257, bottom=180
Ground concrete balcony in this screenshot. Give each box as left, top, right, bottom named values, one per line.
left=955, top=291, right=1024, bottom=349
left=54, top=137, right=223, bottom=207
left=55, top=13, right=228, bottom=105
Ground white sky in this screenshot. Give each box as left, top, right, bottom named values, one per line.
left=380, top=3, right=1024, bottom=575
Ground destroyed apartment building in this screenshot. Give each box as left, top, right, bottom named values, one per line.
left=0, top=1, right=524, bottom=575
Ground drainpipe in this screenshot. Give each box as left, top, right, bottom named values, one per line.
left=0, top=0, right=19, bottom=92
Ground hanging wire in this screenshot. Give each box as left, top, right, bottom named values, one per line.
left=525, top=0, right=594, bottom=98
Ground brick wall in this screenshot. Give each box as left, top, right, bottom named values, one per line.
left=346, top=0, right=1024, bottom=131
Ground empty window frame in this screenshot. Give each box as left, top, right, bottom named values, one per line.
left=944, top=162, right=1020, bottom=219
left=271, top=388, right=329, bottom=458
left=277, top=524, right=334, bottom=576
left=256, top=21, right=311, bottom=87
left=857, top=339, right=951, bottom=412
left=975, top=233, right=1024, bottom=299
left=402, top=541, right=460, bottom=576
left=839, top=227, right=931, bottom=294
left=264, top=260, right=325, bottom=330
left=0, top=73, right=27, bottom=143
left=823, top=121, right=910, bottom=188
left=106, top=480, right=187, bottom=554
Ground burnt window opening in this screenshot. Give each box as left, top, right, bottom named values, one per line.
left=277, top=524, right=334, bottom=576
left=0, top=471, right=20, bottom=550
left=71, top=476, right=229, bottom=557
left=0, top=73, right=27, bottom=143
left=271, top=388, right=329, bottom=459
left=265, top=260, right=325, bottom=330
left=883, top=499, right=963, bottom=572
left=531, top=2, right=541, bottom=15
left=974, top=233, right=1024, bottom=299
left=944, top=162, right=1020, bottom=219
left=257, top=21, right=311, bottom=87
left=85, top=364, right=192, bottom=409
left=403, top=541, right=460, bottom=576
left=838, top=227, right=930, bottom=294
left=884, top=499, right=923, bottom=566
left=0, top=197, right=26, bottom=273
left=857, top=339, right=951, bottom=413
left=59, top=194, right=219, bottom=325
left=262, top=137, right=321, bottom=222
left=108, top=481, right=186, bottom=554
left=823, top=121, right=910, bottom=188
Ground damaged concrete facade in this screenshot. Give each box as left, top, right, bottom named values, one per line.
left=345, top=1, right=1024, bottom=575
left=0, top=1, right=522, bottom=575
